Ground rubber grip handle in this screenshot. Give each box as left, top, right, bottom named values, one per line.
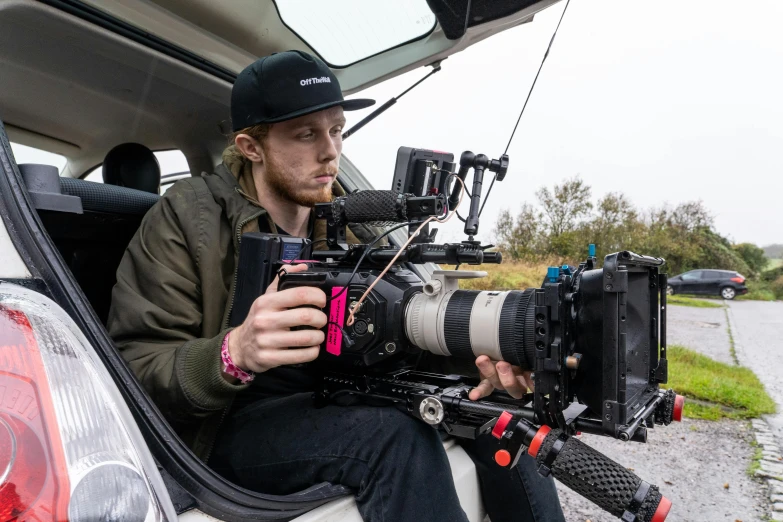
left=531, top=429, right=668, bottom=522
left=342, top=190, right=406, bottom=223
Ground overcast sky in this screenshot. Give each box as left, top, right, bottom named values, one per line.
left=342, top=0, right=783, bottom=248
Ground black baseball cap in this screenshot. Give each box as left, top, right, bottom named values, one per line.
left=231, top=50, right=375, bottom=131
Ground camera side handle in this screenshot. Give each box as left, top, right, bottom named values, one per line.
left=528, top=427, right=671, bottom=522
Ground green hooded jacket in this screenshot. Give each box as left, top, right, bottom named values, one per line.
left=107, top=147, right=374, bottom=461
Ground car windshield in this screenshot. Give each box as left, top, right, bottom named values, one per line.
left=274, top=0, right=436, bottom=67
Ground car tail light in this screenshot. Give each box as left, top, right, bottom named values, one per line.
left=0, top=282, right=175, bottom=521
left=731, top=277, right=744, bottom=283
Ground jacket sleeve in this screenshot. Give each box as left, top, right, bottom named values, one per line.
left=107, top=183, right=247, bottom=423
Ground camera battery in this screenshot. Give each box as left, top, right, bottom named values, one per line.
left=229, top=233, right=311, bottom=327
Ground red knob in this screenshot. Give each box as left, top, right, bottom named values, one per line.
left=494, top=449, right=512, bottom=467
left=651, top=496, right=672, bottom=522
left=491, top=411, right=513, bottom=439
left=527, top=425, right=552, bottom=458
left=673, top=395, right=685, bottom=422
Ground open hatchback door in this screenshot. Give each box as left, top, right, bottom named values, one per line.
left=0, top=0, right=560, bottom=520
left=74, top=0, right=559, bottom=92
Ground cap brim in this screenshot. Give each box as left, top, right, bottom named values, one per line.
left=263, top=98, right=375, bottom=124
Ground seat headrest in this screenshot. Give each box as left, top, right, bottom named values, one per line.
left=102, top=143, right=161, bottom=194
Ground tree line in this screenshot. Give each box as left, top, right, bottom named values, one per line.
left=493, top=177, right=768, bottom=278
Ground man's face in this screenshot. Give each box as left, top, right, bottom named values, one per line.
left=260, top=106, right=346, bottom=207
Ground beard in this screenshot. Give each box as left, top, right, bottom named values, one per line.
left=263, top=154, right=336, bottom=207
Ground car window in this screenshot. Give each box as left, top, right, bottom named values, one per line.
left=82, top=149, right=189, bottom=184
left=160, top=172, right=192, bottom=194
left=681, top=271, right=703, bottom=281
left=703, top=271, right=722, bottom=280
left=275, top=0, right=436, bottom=67
left=9, top=142, right=67, bottom=173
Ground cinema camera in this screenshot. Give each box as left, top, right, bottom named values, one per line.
left=231, top=147, right=683, bottom=522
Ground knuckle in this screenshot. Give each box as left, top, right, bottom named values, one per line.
left=313, top=311, right=328, bottom=327
left=254, top=293, right=269, bottom=308
left=295, top=288, right=310, bottom=302
left=298, top=308, right=313, bottom=324
left=254, top=333, right=270, bottom=349
left=251, top=350, right=269, bottom=367
left=252, top=314, right=271, bottom=331
left=294, top=332, right=312, bottom=346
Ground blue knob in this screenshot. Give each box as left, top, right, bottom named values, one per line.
left=588, top=244, right=596, bottom=257
left=561, top=264, right=571, bottom=275
left=547, top=266, right=560, bottom=282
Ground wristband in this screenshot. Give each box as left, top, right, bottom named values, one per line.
left=221, top=331, right=255, bottom=383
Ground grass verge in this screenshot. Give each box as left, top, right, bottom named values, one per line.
left=446, top=261, right=552, bottom=291
left=725, top=308, right=739, bottom=365
left=667, top=295, right=724, bottom=308
left=667, top=345, right=776, bottom=420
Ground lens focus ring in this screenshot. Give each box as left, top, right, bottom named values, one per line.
left=443, top=290, right=478, bottom=359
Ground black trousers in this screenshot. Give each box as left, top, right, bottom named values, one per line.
left=210, top=393, right=565, bottom=522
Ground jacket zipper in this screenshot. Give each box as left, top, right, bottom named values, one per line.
left=223, top=204, right=265, bottom=331
left=204, top=205, right=263, bottom=463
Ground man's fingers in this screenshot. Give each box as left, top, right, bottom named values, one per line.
left=266, top=264, right=309, bottom=293
left=266, top=307, right=328, bottom=329
left=263, top=286, right=327, bottom=310
left=260, top=329, right=325, bottom=349
left=469, top=379, right=495, bottom=401
left=475, top=355, right=503, bottom=389
left=511, top=367, right=534, bottom=393
left=523, top=371, right=535, bottom=392
left=497, top=362, right=526, bottom=399
left=254, top=346, right=320, bottom=369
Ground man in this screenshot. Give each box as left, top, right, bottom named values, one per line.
left=108, top=50, right=564, bottom=522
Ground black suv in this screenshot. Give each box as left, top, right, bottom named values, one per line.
left=666, top=269, right=748, bottom=300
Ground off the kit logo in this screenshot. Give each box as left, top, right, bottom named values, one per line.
left=300, top=76, right=332, bottom=86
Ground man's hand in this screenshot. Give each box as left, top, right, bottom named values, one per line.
left=468, top=355, right=534, bottom=401
left=227, top=264, right=327, bottom=374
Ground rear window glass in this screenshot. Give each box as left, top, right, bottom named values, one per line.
left=10, top=142, right=67, bottom=173
left=274, top=0, right=436, bottom=67
left=83, top=150, right=189, bottom=183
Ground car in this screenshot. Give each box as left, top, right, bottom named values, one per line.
left=0, top=0, right=559, bottom=520
left=666, top=269, right=748, bottom=300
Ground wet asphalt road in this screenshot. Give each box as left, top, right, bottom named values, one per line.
left=729, top=300, right=783, bottom=442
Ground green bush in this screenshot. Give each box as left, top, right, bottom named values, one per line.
left=771, top=275, right=783, bottom=299
left=495, top=178, right=756, bottom=278
left=736, top=279, right=777, bottom=301
left=733, top=243, right=768, bottom=275
left=762, top=265, right=783, bottom=283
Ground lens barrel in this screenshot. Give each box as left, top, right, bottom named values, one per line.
left=405, top=288, right=537, bottom=369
